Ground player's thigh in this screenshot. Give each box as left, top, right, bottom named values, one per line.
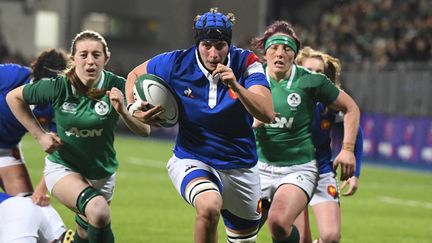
left=311, top=201, right=341, bottom=236
left=219, top=165, right=261, bottom=231
left=167, top=155, right=222, bottom=203
left=0, top=164, right=33, bottom=195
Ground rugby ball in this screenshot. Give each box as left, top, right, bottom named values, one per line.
left=133, top=74, right=179, bottom=127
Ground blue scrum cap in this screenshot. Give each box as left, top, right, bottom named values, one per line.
left=194, top=11, right=233, bottom=46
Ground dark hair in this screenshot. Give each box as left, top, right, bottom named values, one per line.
left=66, top=30, right=110, bottom=99
left=251, top=20, right=301, bottom=58
left=30, top=48, right=68, bottom=81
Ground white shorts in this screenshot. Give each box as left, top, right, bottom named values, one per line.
left=0, top=144, right=25, bottom=168
left=44, top=157, right=116, bottom=201
left=167, top=155, right=261, bottom=230
left=309, top=172, right=340, bottom=206
left=0, top=197, right=66, bottom=242
left=259, top=160, right=318, bottom=202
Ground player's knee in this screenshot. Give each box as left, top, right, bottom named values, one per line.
left=267, top=215, right=289, bottom=239
left=226, top=228, right=258, bottom=243
left=320, top=231, right=341, bottom=243
left=76, top=186, right=110, bottom=226
left=85, top=196, right=110, bottom=227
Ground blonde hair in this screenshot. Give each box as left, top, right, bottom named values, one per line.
left=295, top=46, right=341, bottom=87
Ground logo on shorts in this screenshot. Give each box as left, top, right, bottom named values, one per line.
left=327, top=185, right=338, bottom=198
left=296, top=175, right=304, bottom=182
left=95, top=100, right=109, bottom=116
left=185, top=165, right=197, bottom=173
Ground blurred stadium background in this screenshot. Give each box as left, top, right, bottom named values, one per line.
left=1, top=0, right=431, bottom=242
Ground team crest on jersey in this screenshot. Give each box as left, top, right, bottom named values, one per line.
left=321, top=119, right=331, bottom=130
left=327, top=185, right=338, bottom=198
left=287, top=93, right=301, bottom=107
left=95, top=100, right=109, bottom=116
left=61, top=102, right=77, bottom=114
left=228, top=88, right=238, bottom=99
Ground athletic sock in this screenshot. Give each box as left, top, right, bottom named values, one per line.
left=272, top=225, right=300, bottom=243
left=73, top=232, right=89, bottom=243
left=88, top=222, right=115, bottom=243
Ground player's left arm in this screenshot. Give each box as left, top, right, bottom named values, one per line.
left=329, top=89, right=360, bottom=181
left=340, top=126, right=363, bottom=196
left=213, top=63, right=276, bottom=123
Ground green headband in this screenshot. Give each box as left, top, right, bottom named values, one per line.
left=265, top=35, right=298, bottom=54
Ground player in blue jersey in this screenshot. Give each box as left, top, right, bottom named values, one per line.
left=7, top=30, right=150, bottom=243
left=294, top=47, right=363, bottom=243
left=126, top=8, right=275, bottom=243
left=0, top=49, right=67, bottom=204
left=0, top=191, right=74, bottom=243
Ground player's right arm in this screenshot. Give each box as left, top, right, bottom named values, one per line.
left=6, top=85, right=62, bottom=153
left=126, top=60, right=164, bottom=125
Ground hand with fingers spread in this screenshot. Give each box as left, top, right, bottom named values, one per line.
left=340, top=176, right=359, bottom=196
left=333, top=149, right=356, bottom=181
left=131, top=101, right=165, bottom=126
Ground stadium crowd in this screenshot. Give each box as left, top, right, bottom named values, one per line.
left=295, top=0, right=432, bottom=69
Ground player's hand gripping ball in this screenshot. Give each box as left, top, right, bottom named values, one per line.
left=133, top=74, right=179, bottom=127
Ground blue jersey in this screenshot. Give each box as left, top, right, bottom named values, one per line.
left=0, top=192, right=12, bottom=204
left=0, top=64, right=56, bottom=149
left=147, top=46, right=268, bottom=169
left=311, top=103, right=363, bottom=177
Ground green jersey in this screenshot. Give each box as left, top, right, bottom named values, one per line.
left=256, top=65, right=339, bottom=166
left=23, top=71, right=125, bottom=179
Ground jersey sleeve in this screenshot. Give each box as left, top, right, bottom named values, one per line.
left=313, top=75, right=340, bottom=105
left=243, top=52, right=268, bottom=89
left=22, top=77, right=65, bottom=105
left=354, top=126, right=363, bottom=177
left=147, top=51, right=179, bottom=83
left=0, top=64, right=31, bottom=92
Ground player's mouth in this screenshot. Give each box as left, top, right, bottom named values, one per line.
left=274, top=60, right=285, bottom=67
left=86, top=68, right=97, bottom=75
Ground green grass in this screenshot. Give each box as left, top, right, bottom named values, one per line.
left=18, top=134, right=432, bottom=242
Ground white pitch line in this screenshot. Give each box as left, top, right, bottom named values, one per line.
left=124, top=157, right=167, bottom=169
left=378, top=196, right=432, bottom=209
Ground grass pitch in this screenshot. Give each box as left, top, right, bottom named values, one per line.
left=19, top=134, right=432, bottom=242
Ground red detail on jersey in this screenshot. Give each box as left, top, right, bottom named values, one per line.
left=245, top=52, right=260, bottom=68
left=321, top=119, right=331, bottom=130
left=257, top=198, right=262, bottom=214
left=327, top=185, right=338, bottom=198
left=228, top=88, right=238, bottom=99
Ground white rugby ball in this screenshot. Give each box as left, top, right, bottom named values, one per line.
left=133, top=74, right=179, bottom=127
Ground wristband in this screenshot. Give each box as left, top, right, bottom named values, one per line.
left=342, top=142, right=355, bottom=152
left=127, top=102, right=141, bottom=116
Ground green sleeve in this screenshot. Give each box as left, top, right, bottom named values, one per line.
left=313, top=75, right=340, bottom=105
left=23, top=77, right=65, bottom=105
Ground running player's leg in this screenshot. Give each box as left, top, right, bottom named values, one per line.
left=310, top=172, right=341, bottom=243
left=45, top=159, right=114, bottom=243
left=167, top=155, right=222, bottom=243
left=265, top=161, right=318, bottom=242
left=294, top=207, right=313, bottom=243
left=220, top=164, right=261, bottom=242
left=0, top=146, right=33, bottom=196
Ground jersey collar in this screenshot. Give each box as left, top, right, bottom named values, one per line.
left=266, top=64, right=297, bottom=89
